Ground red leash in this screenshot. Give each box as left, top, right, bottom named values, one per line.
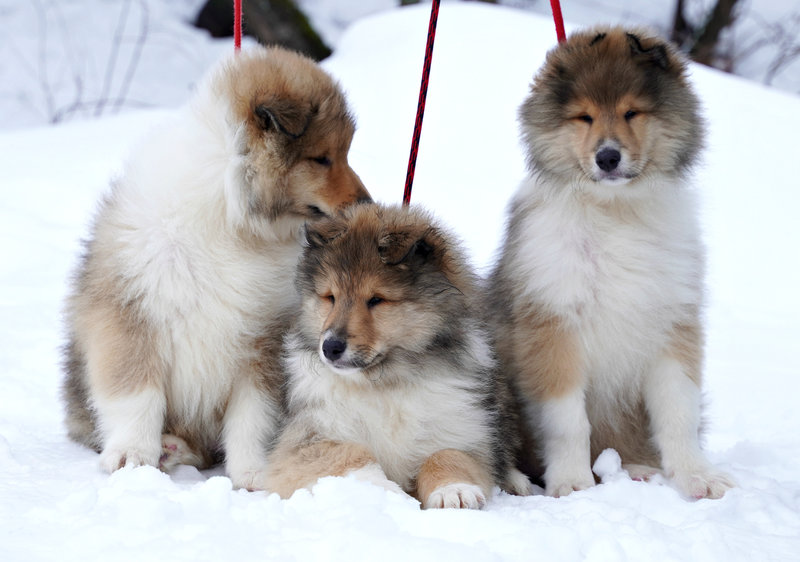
left=402, top=0, right=441, bottom=206
left=229, top=1, right=559, bottom=203
left=550, top=0, right=566, bottom=43
left=234, top=0, right=242, bottom=51
left=401, top=0, right=562, bottom=205
left=229, top=1, right=562, bottom=203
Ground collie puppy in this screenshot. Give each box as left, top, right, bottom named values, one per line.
left=489, top=26, right=734, bottom=499
left=265, top=204, right=531, bottom=508
left=61, top=45, right=370, bottom=489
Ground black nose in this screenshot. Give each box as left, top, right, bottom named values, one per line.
left=595, top=148, right=621, bottom=172
left=322, top=337, right=347, bottom=361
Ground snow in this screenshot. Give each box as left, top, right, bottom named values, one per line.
left=2, top=2, right=800, bottom=561
left=0, top=0, right=221, bottom=129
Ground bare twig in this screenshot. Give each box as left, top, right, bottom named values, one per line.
left=95, top=0, right=132, bottom=117
left=32, top=0, right=56, bottom=121
left=113, top=0, right=149, bottom=113
left=50, top=1, right=84, bottom=123
left=52, top=98, right=153, bottom=123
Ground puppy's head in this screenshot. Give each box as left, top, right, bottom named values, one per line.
left=295, top=204, right=474, bottom=382
left=519, top=26, right=703, bottom=191
left=218, top=46, right=370, bottom=226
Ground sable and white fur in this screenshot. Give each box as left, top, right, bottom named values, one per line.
left=489, top=26, right=734, bottom=499
left=61, top=45, right=370, bottom=489
left=265, top=204, right=531, bottom=508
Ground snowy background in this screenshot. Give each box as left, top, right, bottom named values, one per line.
left=2, top=1, right=800, bottom=561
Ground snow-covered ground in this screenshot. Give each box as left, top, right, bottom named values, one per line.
left=2, top=3, right=799, bottom=561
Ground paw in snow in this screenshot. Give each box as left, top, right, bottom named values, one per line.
left=671, top=466, right=736, bottom=500
left=229, top=468, right=270, bottom=491
left=622, top=463, right=663, bottom=482
left=545, top=467, right=595, bottom=497
left=347, top=463, right=407, bottom=496
left=99, top=446, right=160, bottom=473
left=158, top=434, right=203, bottom=472
left=425, top=483, right=486, bottom=509
left=505, top=467, right=536, bottom=496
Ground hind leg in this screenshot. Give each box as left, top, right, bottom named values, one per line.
left=158, top=434, right=207, bottom=472
left=415, top=449, right=494, bottom=509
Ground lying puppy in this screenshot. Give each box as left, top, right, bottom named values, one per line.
left=266, top=203, right=531, bottom=507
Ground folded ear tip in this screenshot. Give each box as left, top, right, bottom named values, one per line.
left=252, top=102, right=309, bottom=138
left=378, top=231, right=437, bottom=267
left=626, top=31, right=671, bottom=71
left=254, top=104, right=275, bottom=131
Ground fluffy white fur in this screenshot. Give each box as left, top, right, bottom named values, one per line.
left=62, top=46, right=371, bottom=488
left=281, top=332, right=496, bottom=493
left=505, top=176, right=704, bottom=341
left=489, top=25, right=735, bottom=500
left=91, top=74, right=299, bottom=486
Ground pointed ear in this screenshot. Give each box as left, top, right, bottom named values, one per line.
left=379, top=229, right=436, bottom=267
left=626, top=32, right=670, bottom=71
left=304, top=216, right=346, bottom=249
left=254, top=101, right=314, bottom=139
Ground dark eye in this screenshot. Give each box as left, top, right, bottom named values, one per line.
left=307, top=205, right=326, bottom=218
left=577, top=114, right=593, bottom=124
left=310, top=156, right=332, bottom=166
left=624, top=110, right=638, bottom=121
left=322, top=294, right=334, bottom=304
left=367, top=296, right=384, bottom=308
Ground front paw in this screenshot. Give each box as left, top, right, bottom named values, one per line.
left=671, top=466, right=736, bottom=499
left=622, top=463, right=663, bottom=482
left=545, top=467, right=595, bottom=497
left=347, top=463, right=406, bottom=495
left=425, top=483, right=486, bottom=509
left=99, top=446, right=160, bottom=473
left=229, top=468, right=269, bottom=491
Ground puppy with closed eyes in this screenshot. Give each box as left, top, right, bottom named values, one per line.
left=266, top=203, right=532, bottom=508
left=61, top=45, right=370, bottom=489
left=489, top=26, right=735, bottom=499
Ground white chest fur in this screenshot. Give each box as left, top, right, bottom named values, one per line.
left=285, top=348, right=493, bottom=490
left=97, top=114, right=303, bottom=425
left=506, top=178, right=704, bottom=380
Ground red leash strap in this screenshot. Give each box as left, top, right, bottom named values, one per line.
left=234, top=0, right=242, bottom=51
left=402, top=0, right=441, bottom=206
left=550, top=0, right=566, bottom=43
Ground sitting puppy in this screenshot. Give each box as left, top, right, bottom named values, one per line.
left=61, top=45, right=370, bottom=489
left=488, top=26, right=734, bottom=499
left=265, top=204, right=531, bottom=508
